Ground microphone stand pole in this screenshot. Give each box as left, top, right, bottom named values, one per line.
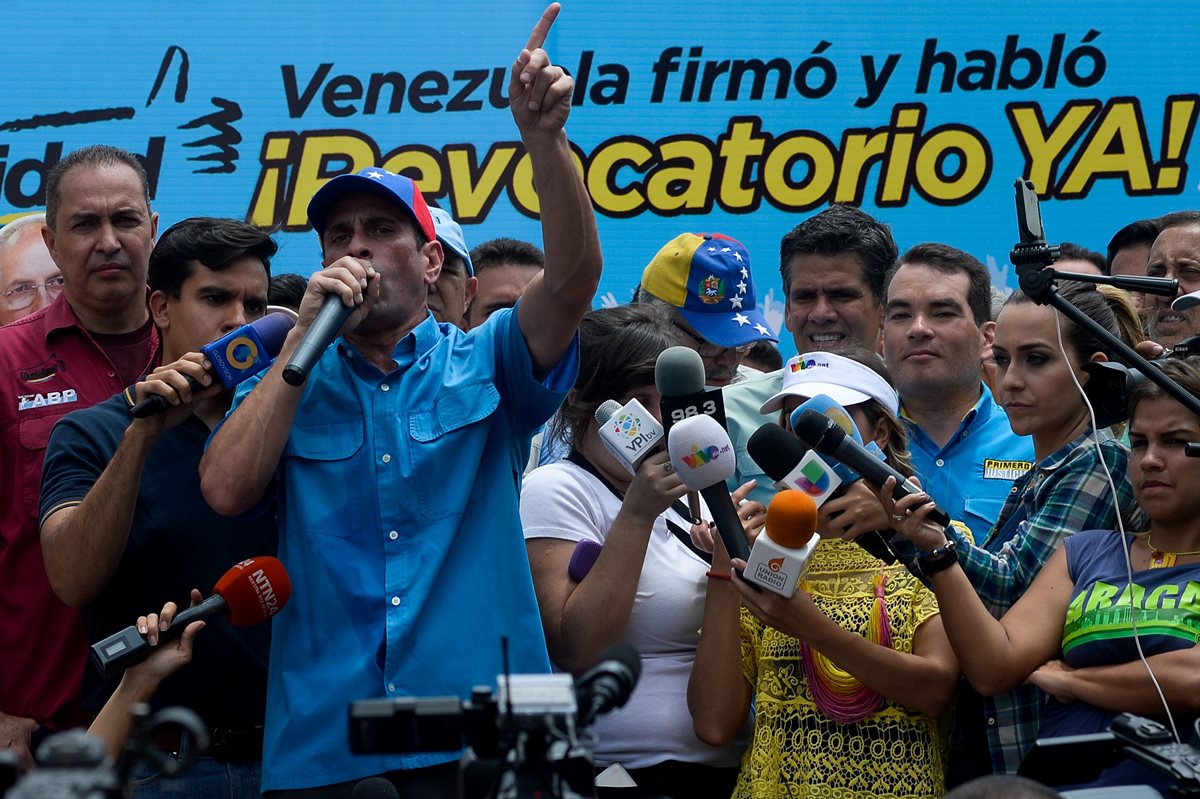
left=1009, top=179, right=1200, bottom=442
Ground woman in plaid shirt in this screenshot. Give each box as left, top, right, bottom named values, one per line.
left=885, top=280, right=1148, bottom=778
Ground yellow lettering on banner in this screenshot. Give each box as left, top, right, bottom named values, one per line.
left=1156, top=96, right=1200, bottom=191
left=381, top=147, right=445, bottom=196
left=645, top=137, right=713, bottom=213
left=584, top=138, right=652, bottom=216
left=289, top=131, right=380, bottom=228
left=510, top=145, right=587, bottom=217
left=248, top=100, right=1192, bottom=231
left=446, top=144, right=519, bottom=221
left=1060, top=100, right=1154, bottom=196
left=717, top=119, right=766, bottom=210
left=880, top=106, right=924, bottom=205
left=248, top=133, right=295, bottom=227
left=1007, top=101, right=1098, bottom=192
left=835, top=130, right=890, bottom=203
left=913, top=127, right=990, bottom=203
left=762, top=132, right=836, bottom=209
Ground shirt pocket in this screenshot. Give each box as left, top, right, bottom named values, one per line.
left=20, top=412, right=60, bottom=520
left=407, top=380, right=500, bottom=520
left=962, top=495, right=1006, bottom=543
left=284, top=419, right=367, bottom=538
left=735, top=446, right=767, bottom=488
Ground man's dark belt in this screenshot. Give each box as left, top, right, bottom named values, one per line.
left=152, top=723, right=264, bottom=762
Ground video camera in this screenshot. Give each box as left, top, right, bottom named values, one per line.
left=1019, top=713, right=1200, bottom=797
left=1, top=705, right=208, bottom=799
left=348, top=644, right=640, bottom=799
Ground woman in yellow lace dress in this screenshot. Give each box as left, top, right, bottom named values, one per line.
left=688, top=348, right=959, bottom=798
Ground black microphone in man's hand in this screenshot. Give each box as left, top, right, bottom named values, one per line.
left=747, top=424, right=898, bottom=564
left=793, top=410, right=951, bottom=527
left=282, top=292, right=357, bottom=386
left=90, top=556, right=292, bottom=679
left=130, top=313, right=296, bottom=418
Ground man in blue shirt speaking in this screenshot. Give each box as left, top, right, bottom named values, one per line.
left=199, top=6, right=601, bottom=796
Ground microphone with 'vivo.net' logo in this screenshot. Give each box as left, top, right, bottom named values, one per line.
left=667, top=414, right=750, bottom=564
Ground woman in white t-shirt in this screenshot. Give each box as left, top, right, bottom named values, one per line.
left=521, top=304, right=758, bottom=799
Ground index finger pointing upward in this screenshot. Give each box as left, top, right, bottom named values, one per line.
left=524, top=2, right=561, bottom=52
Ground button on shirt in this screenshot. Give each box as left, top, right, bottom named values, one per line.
left=0, top=295, right=159, bottom=729
left=227, top=308, right=578, bottom=792
left=903, top=385, right=1035, bottom=545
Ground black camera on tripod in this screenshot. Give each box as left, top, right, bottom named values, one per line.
left=348, top=643, right=641, bottom=799
left=0, top=705, right=208, bottom=799
left=1019, top=713, right=1200, bottom=797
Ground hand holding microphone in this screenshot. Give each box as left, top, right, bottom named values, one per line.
left=748, top=423, right=898, bottom=565
left=129, top=353, right=222, bottom=425
left=130, top=312, right=297, bottom=419
left=742, top=490, right=820, bottom=597
left=875, top=475, right=953, bottom=553
left=91, top=556, right=292, bottom=679
left=595, top=396, right=693, bottom=529
left=624, top=450, right=692, bottom=524
left=729, top=493, right=838, bottom=640
left=792, top=409, right=951, bottom=527
left=127, top=591, right=206, bottom=684
left=567, top=397, right=694, bottom=584
left=282, top=257, right=378, bottom=386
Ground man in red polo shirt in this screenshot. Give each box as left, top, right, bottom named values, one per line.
left=0, top=144, right=159, bottom=770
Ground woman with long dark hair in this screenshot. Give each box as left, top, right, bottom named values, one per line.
left=883, top=357, right=1200, bottom=792
left=521, top=304, right=756, bottom=799
left=689, top=347, right=958, bottom=799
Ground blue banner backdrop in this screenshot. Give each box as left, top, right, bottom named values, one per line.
left=2, top=1, right=1197, bottom=355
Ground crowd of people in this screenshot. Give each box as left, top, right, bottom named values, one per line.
left=3, top=5, right=1200, bottom=799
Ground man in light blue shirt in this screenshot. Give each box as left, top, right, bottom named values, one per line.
left=723, top=205, right=897, bottom=507
left=882, top=242, right=1034, bottom=546
left=200, top=9, right=602, bottom=795
left=882, top=242, right=1035, bottom=786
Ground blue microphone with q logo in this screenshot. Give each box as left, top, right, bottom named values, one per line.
left=130, top=312, right=296, bottom=418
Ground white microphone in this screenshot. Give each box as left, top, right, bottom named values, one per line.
left=744, top=490, right=821, bottom=597
left=1173, top=290, right=1200, bottom=311
left=667, top=414, right=750, bottom=562
left=595, top=398, right=665, bottom=475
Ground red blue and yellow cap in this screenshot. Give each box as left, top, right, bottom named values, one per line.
left=641, top=233, right=777, bottom=348
left=307, top=167, right=436, bottom=243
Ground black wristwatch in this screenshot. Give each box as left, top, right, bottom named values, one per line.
left=919, top=540, right=958, bottom=576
